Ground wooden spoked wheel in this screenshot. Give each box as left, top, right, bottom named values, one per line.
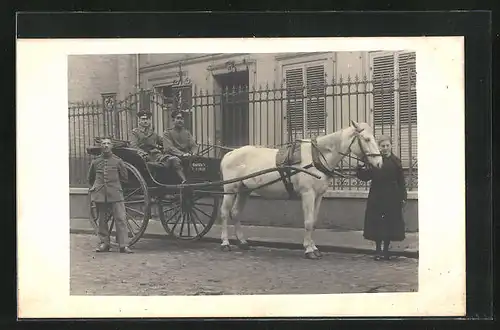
left=88, top=162, right=150, bottom=247
left=158, top=181, right=220, bottom=241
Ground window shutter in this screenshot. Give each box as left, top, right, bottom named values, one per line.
left=398, top=52, right=416, bottom=125
left=306, top=65, right=326, bottom=135
left=372, top=54, right=395, bottom=127
left=398, top=52, right=417, bottom=167
left=285, top=68, right=304, bottom=133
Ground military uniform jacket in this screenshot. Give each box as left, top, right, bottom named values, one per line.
left=163, top=127, right=198, bottom=156
left=130, top=127, right=163, bottom=161
left=87, top=153, right=128, bottom=203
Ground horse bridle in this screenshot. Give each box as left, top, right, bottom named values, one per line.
left=338, top=128, right=382, bottom=163
left=310, top=128, right=382, bottom=176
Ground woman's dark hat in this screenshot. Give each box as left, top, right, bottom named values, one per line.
left=377, top=134, right=392, bottom=144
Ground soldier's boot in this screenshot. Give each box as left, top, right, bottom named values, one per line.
left=176, top=169, right=187, bottom=184
left=120, top=246, right=134, bottom=254
left=96, top=243, right=110, bottom=252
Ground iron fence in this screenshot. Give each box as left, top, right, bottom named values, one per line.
left=69, top=75, right=417, bottom=191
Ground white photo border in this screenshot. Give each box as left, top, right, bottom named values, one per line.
left=16, top=37, right=465, bottom=318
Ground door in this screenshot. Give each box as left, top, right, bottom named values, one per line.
left=214, top=70, right=249, bottom=147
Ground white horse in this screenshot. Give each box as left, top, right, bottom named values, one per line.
left=218, top=120, right=384, bottom=259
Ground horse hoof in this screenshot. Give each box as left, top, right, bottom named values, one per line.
left=313, top=250, right=323, bottom=258
left=238, top=242, right=252, bottom=250
left=220, top=245, right=231, bottom=252
left=304, top=252, right=320, bottom=260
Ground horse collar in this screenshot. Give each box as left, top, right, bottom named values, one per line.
left=310, top=137, right=336, bottom=177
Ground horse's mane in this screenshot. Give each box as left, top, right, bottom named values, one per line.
left=316, top=126, right=352, bottom=152
left=245, top=123, right=372, bottom=150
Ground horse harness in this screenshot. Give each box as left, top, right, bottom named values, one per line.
left=276, top=140, right=302, bottom=199
left=277, top=129, right=381, bottom=199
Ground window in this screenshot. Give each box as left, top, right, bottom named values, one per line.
left=161, top=85, right=193, bottom=132
left=285, top=63, right=326, bottom=139
left=162, top=85, right=193, bottom=112
left=372, top=54, right=395, bottom=126
left=370, top=51, right=417, bottom=167
left=371, top=52, right=416, bottom=126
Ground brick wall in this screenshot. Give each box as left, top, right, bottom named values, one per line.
left=68, top=54, right=138, bottom=102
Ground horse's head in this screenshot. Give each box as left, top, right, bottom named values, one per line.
left=349, top=120, right=383, bottom=169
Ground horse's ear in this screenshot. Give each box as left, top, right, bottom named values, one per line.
left=351, top=120, right=360, bottom=131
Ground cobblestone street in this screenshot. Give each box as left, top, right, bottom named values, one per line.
left=70, top=233, right=418, bottom=296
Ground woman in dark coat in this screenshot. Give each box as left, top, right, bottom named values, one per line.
left=356, top=134, right=407, bottom=260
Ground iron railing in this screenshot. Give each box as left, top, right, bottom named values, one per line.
left=69, top=75, right=418, bottom=191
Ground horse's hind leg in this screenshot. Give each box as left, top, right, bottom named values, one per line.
left=231, top=191, right=251, bottom=250
left=220, top=190, right=236, bottom=251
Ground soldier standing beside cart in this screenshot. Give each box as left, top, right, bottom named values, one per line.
left=87, top=137, right=133, bottom=254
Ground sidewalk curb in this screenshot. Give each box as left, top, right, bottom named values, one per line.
left=70, top=228, right=419, bottom=259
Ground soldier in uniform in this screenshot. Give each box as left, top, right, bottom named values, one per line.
left=130, top=110, right=164, bottom=162
left=162, top=110, right=198, bottom=183
left=87, top=138, right=133, bottom=253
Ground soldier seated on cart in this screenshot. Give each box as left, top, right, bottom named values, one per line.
left=130, top=110, right=164, bottom=162
left=162, top=109, right=198, bottom=183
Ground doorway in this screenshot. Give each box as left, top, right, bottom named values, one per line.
left=214, top=70, right=249, bottom=147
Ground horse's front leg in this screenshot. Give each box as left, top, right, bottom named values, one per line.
left=311, top=194, right=324, bottom=258
left=302, top=191, right=319, bottom=259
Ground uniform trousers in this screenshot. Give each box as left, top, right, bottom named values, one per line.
left=96, top=201, right=129, bottom=247
left=163, top=155, right=183, bottom=170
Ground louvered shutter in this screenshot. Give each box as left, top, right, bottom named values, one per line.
left=398, top=52, right=417, bottom=167
left=372, top=54, right=396, bottom=141
left=285, top=68, right=304, bottom=136
left=306, top=65, right=326, bottom=136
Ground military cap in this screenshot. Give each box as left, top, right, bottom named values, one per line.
left=171, top=109, right=183, bottom=119
left=137, top=110, right=153, bottom=119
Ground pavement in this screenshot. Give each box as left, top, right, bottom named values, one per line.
left=70, top=233, right=418, bottom=296
left=70, top=217, right=418, bottom=258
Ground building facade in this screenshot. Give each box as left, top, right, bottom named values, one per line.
left=68, top=52, right=417, bottom=191
left=138, top=52, right=417, bottom=169
left=68, top=54, right=139, bottom=103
